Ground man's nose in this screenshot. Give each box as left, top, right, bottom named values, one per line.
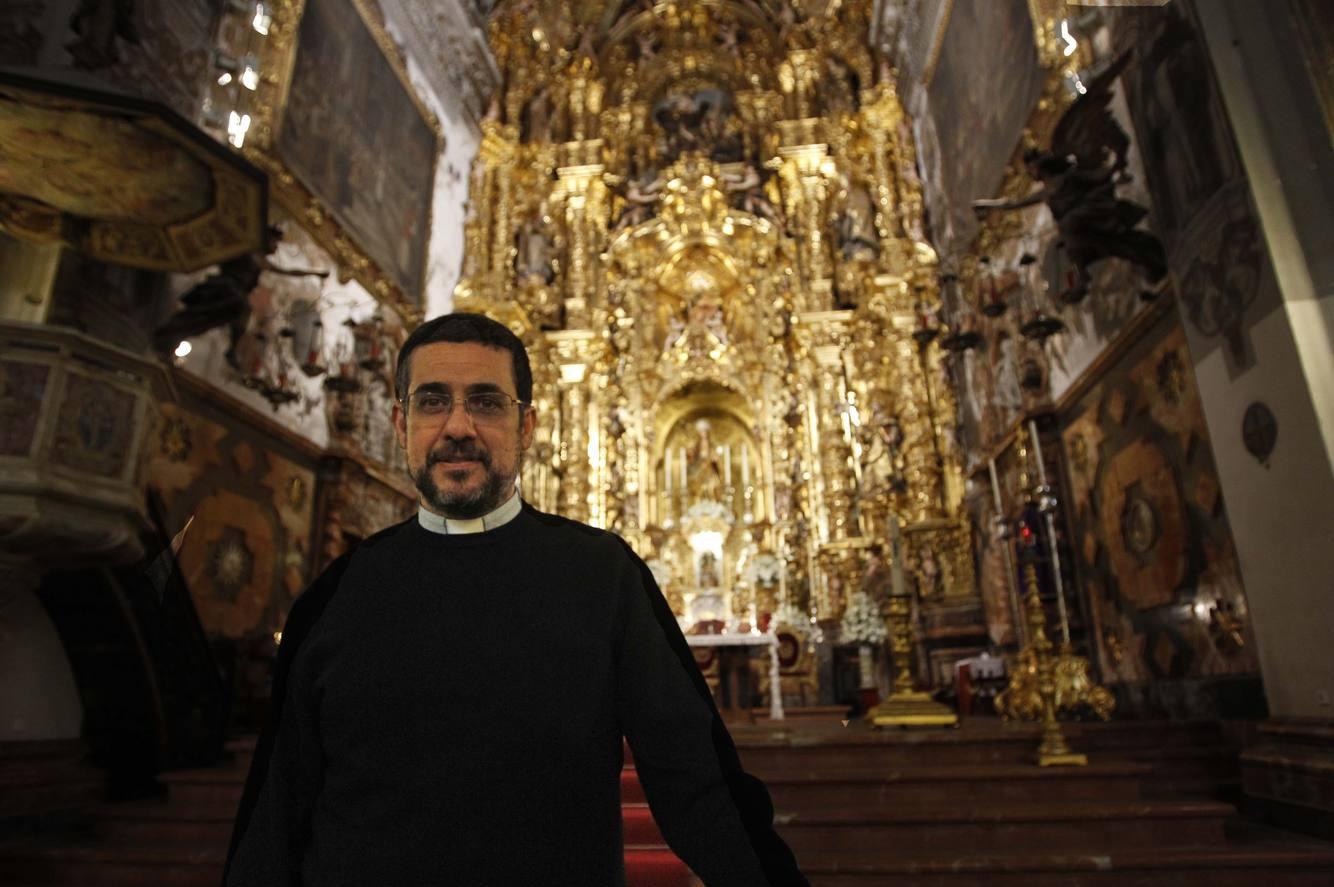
left=440, top=399, right=478, bottom=438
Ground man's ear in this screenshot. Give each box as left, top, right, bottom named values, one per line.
left=520, top=404, right=537, bottom=451
left=392, top=400, right=408, bottom=451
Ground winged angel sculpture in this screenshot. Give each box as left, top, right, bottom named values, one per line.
left=974, top=54, right=1167, bottom=304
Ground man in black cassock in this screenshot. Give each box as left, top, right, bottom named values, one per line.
left=223, top=313, right=808, bottom=886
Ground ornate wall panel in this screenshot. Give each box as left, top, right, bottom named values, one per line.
left=1060, top=306, right=1260, bottom=714
left=146, top=386, right=320, bottom=640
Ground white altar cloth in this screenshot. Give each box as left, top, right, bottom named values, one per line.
left=684, top=632, right=783, bottom=720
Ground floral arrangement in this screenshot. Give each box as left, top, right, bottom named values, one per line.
left=745, top=552, right=784, bottom=587
left=839, top=591, right=888, bottom=645
left=772, top=599, right=808, bottom=630
left=645, top=559, right=672, bottom=591
left=683, top=500, right=732, bottom=523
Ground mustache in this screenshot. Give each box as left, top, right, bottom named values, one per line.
left=428, top=443, right=490, bottom=465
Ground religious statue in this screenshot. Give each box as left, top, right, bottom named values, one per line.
left=972, top=53, right=1167, bottom=303
left=722, top=163, right=783, bottom=227
left=915, top=544, right=942, bottom=598
left=66, top=0, right=140, bottom=69
left=520, top=86, right=554, bottom=143
left=858, top=403, right=907, bottom=499
left=515, top=205, right=555, bottom=285
left=611, top=167, right=663, bottom=232
left=817, top=54, right=860, bottom=114
left=687, top=418, right=726, bottom=502
left=698, top=551, right=720, bottom=588
left=153, top=226, right=327, bottom=369
left=652, top=88, right=733, bottom=161
left=836, top=173, right=879, bottom=262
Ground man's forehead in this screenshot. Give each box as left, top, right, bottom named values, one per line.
left=409, top=341, right=515, bottom=389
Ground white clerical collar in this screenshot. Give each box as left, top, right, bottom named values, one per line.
left=417, top=492, right=522, bottom=535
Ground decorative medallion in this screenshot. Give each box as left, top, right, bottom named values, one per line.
left=51, top=373, right=136, bottom=478
left=1155, top=348, right=1186, bottom=407
left=1121, top=490, right=1159, bottom=556
left=1099, top=440, right=1186, bottom=610
left=0, top=360, right=49, bottom=458
left=1242, top=401, right=1277, bottom=466
left=158, top=415, right=193, bottom=462
left=286, top=476, right=308, bottom=510
left=208, top=526, right=255, bottom=603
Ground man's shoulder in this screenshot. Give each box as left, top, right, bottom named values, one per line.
left=290, top=518, right=413, bottom=606
left=520, top=502, right=636, bottom=558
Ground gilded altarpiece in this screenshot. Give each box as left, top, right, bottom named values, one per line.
left=455, top=0, right=977, bottom=699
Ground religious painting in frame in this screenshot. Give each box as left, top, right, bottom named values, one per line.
left=249, top=0, right=439, bottom=314
left=921, top=0, right=1044, bottom=249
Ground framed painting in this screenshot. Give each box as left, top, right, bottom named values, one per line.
left=245, top=0, right=440, bottom=315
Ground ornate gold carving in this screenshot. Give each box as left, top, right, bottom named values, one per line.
left=463, top=0, right=975, bottom=677
left=0, top=71, right=267, bottom=272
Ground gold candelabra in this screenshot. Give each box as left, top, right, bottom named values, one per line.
left=997, top=419, right=1114, bottom=722
left=1018, top=548, right=1087, bottom=766
left=867, top=518, right=958, bottom=728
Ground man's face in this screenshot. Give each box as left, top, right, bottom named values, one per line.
left=392, top=341, right=535, bottom=519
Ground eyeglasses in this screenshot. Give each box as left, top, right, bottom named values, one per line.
left=404, top=390, right=528, bottom=425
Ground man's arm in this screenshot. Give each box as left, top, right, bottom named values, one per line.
left=222, top=553, right=351, bottom=886
left=611, top=541, right=809, bottom=887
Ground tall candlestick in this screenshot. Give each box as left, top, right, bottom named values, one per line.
left=989, top=456, right=1026, bottom=646
left=889, top=514, right=906, bottom=597
left=680, top=448, right=688, bottom=495
left=723, top=445, right=732, bottom=486
left=741, top=443, right=749, bottom=487
left=664, top=449, right=672, bottom=495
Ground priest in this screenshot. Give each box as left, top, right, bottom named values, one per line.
left=223, top=312, right=808, bottom=885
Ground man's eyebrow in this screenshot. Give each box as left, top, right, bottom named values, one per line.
left=409, top=381, right=508, bottom=396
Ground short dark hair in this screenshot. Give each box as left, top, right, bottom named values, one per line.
left=394, top=312, right=532, bottom=404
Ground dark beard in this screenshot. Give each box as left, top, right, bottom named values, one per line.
left=412, top=446, right=512, bottom=519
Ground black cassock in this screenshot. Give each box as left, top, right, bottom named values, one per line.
left=223, top=503, right=808, bottom=886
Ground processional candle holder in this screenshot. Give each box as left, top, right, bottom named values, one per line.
left=988, top=457, right=1027, bottom=649
left=866, top=517, right=958, bottom=729
left=1016, top=528, right=1087, bottom=767
left=911, top=300, right=941, bottom=348
left=1027, top=419, right=1115, bottom=721
left=978, top=256, right=1009, bottom=318
left=299, top=318, right=327, bottom=377
left=1017, top=252, right=1066, bottom=342
left=940, top=311, right=984, bottom=353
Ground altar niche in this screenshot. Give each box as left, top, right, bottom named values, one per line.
left=650, top=393, right=764, bottom=631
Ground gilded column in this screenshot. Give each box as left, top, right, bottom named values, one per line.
left=556, top=161, right=605, bottom=328
left=549, top=330, right=598, bottom=524
left=483, top=120, right=518, bottom=286
left=891, top=327, right=945, bottom=523
left=778, top=143, right=832, bottom=299
left=793, top=312, right=859, bottom=543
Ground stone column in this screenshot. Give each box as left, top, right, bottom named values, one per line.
left=0, top=564, right=82, bottom=740
left=0, top=233, right=59, bottom=324
left=1190, top=1, right=1334, bottom=719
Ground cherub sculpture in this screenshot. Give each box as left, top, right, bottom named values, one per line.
left=153, top=226, right=327, bottom=369
left=973, top=53, right=1166, bottom=304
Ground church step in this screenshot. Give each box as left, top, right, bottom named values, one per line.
left=723, top=720, right=1233, bottom=769
left=793, top=843, right=1334, bottom=886
left=0, top=840, right=691, bottom=887
left=0, top=841, right=226, bottom=887
left=755, top=762, right=1150, bottom=808
left=774, top=800, right=1232, bottom=854
left=623, top=803, right=667, bottom=845
left=620, top=761, right=1150, bottom=806
left=91, top=800, right=237, bottom=846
